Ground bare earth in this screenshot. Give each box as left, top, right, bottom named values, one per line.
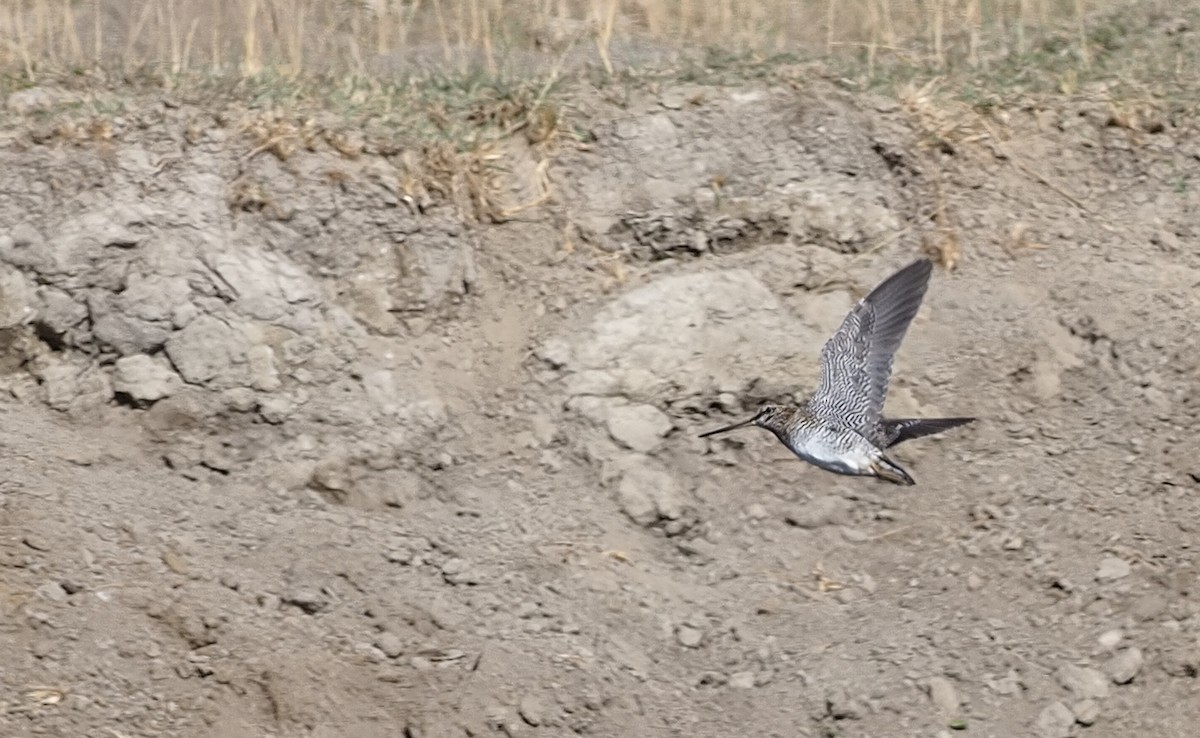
left=1, top=49, right=1199, bottom=738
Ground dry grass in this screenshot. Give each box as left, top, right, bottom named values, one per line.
left=0, top=0, right=1133, bottom=85
left=1, top=0, right=1188, bottom=235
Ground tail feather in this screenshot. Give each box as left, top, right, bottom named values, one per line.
left=882, top=417, right=975, bottom=448
left=870, top=455, right=915, bottom=486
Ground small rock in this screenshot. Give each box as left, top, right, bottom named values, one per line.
left=835, top=588, right=861, bottom=605
left=1098, top=629, right=1123, bottom=650
left=729, top=671, right=756, bottom=689
left=857, top=573, right=878, bottom=594
left=676, top=624, right=705, bottom=648
left=840, top=526, right=869, bottom=543
left=29, top=639, right=54, bottom=659
left=926, top=676, right=960, bottom=716
left=659, top=88, right=688, bottom=109
left=605, top=403, right=673, bottom=453
left=41, top=361, right=112, bottom=413
left=375, top=632, right=405, bottom=658
left=1160, top=647, right=1200, bottom=678
left=1036, top=701, right=1076, bottom=738
left=784, top=495, right=851, bottom=529
left=247, top=344, right=282, bottom=392
left=529, top=415, right=558, bottom=446
left=311, top=454, right=353, bottom=492
left=966, top=573, right=984, bottom=591
left=259, top=395, right=297, bottom=424
left=221, top=387, right=258, bottom=413
left=616, top=477, right=659, bottom=526
left=1072, top=699, right=1099, bottom=726
left=0, top=266, right=32, bottom=329
left=1055, top=663, right=1109, bottom=700
left=441, top=557, right=481, bottom=585
left=161, top=550, right=190, bottom=575
left=282, top=589, right=327, bottom=614
left=1096, top=556, right=1131, bottom=581
left=746, top=503, right=769, bottom=520
left=165, top=314, right=247, bottom=385
left=22, top=535, right=50, bottom=551
left=824, top=687, right=864, bottom=720
left=517, top=695, right=546, bottom=726
left=614, top=458, right=687, bottom=527
left=441, top=557, right=469, bottom=576
left=988, top=670, right=1022, bottom=696
left=1105, top=647, right=1144, bottom=684
left=35, top=581, right=68, bottom=602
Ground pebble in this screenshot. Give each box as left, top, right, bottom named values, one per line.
left=1098, top=629, right=1124, bottom=650
left=1105, top=647, right=1144, bottom=684
left=374, top=632, right=405, bottom=659
left=529, top=415, right=558, bottom=447
left=310, top=457, right=351, bottom=493
left=1096, top=556, right=1131, bottom=581
left=282, top=589, right=327, bottom=614
left=987, top=669, right=1022, bottom=696
left=22, top=535, right=50, bottom=551
left=616, top=476, right=659, bottom=527
left=35, top=582, right=68, bottom=602
left=840, top=526, right=870, bottom=543
left=1055, top=663, right=1109, bottom=699
left=605, top=403, right=673, bottom=453
left=746, top=503, right=769, bottom=521
left=441, top=557, right=469, bottom=576
left=858, top=574, right=878, bottom=594
left=1073, top=699, right=1099, bottom=726
left=676, top=624, right=705, bottom=648
left=614, top=458, right=686, bottom=527
left=966, top=573, right=984, bottom=591
left=729, top=671, right=756, bottom=689
left=927, top=676, right=960, bottom=716
left=440, top=557, right=483, bottom=585
left=824, top=687, right=864, bottom=720
left=517, top=695, right=546, bottom=726
left=1036, top=701, right=1076, bottom=738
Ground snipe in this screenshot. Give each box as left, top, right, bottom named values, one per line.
left=699, top=258, right=973, bottom=485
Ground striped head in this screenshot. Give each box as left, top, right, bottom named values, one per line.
left=698, top=404, right=795, bottom=439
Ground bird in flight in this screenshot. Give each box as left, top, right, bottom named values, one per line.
left=699, top=258, right=973, bottom=485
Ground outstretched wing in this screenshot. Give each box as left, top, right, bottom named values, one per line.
left=806, top=258, right=933, bottom=434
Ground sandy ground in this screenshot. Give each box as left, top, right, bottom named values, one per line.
left=1, top=28, right=1200, bottom=738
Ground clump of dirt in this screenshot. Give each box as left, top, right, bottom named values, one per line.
left=2, top=30, right=1200, bottom=738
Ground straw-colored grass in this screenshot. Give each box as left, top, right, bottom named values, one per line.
left=0, top=0, right=1144, bottom=85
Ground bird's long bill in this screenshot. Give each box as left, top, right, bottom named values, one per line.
left=698, top=416, right=757, bottom=438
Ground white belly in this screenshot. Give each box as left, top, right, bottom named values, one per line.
left=789, top=431, right=877, bottom=475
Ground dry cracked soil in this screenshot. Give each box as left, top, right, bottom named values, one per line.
left=1, top=32, right=1200, bottom=738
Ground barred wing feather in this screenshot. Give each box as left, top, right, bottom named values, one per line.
left=806, top=259, right=933, bottom=435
